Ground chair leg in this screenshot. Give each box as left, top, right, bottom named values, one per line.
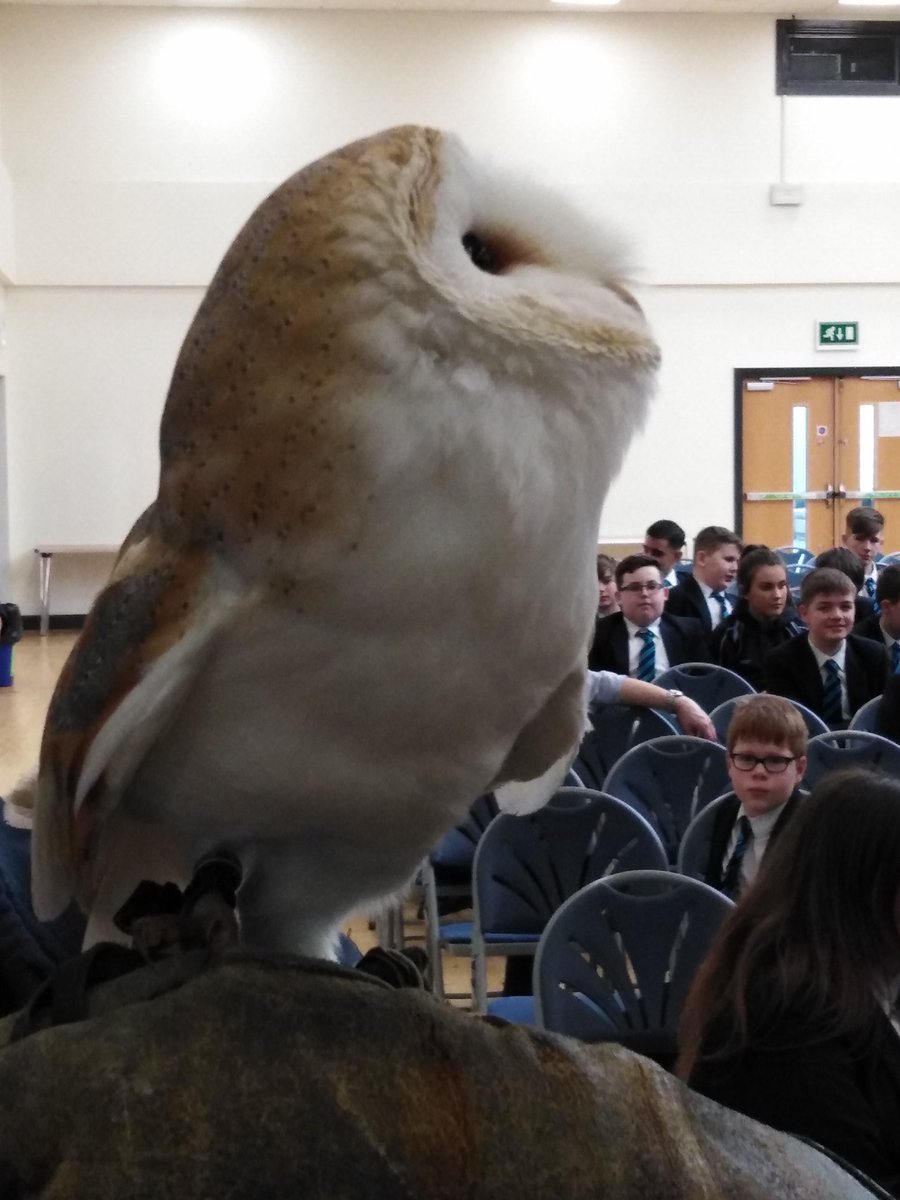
left=422, top=861, right=446, bottom=1002
left=472, top=941, right=488, bottom=1014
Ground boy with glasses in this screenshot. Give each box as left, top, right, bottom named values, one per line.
left=703, top=695, right=808, bottom=898
left=588, top=553, right=709, bottom=677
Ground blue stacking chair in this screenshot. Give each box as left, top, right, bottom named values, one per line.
left=534, top=869, right=733, bottom=1066
left=603, top=736, right=730, bottom=864
left=677, top=792, right=734, bottom=882
left=848, top=696, right=883, bottom=733
left=573, top=703, right=677, bottom=790
left=710, top=696, right=828, bottom=744
left=654, top=664, right=755, bottom=714
left=775, top=546, right=816, bottom=567
left=434, top=789, right=668, bottom=1013
left=803, top=730, right=900, bottom=789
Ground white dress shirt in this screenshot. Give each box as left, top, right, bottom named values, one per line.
left=809, top=639, right=850, bottom=720
left=698, top=580, right=731, bottom=629
left=724, top=801, right=788, bottom=889
left=624, top=617, right=670, bottom=680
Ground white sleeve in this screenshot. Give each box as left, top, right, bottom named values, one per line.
left=586, top=670, right=625, bottom=709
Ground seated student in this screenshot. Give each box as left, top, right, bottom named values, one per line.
left=587, top=553, right=619, bottom=668
left=854, top=563, right=900, bottom=673
left=764, top=567, right=889, bottom=730
left=642, top=519, right=686, bottom=589
left=595, top=553, right=619, bottom=618
left=588, top=553, right=709, bottom=678
left=843, top=505, right=886, bottom=611
left=816, top=546, right=875, bottom=623
left=666, top=526, right=741, bottom=633
left=679, top=769, right=900, bottom=1199
left=709, top=548, right=805, bottom=691
left=702, top=695, right=807, bottom=899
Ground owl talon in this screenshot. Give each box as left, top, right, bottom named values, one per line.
left=114, top=853, right=243, bottom=961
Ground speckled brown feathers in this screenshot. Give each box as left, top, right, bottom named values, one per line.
left=33, top=126, right=659, bottom=955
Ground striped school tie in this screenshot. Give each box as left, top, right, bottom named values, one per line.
left=722, top=815, right=752, bottom=899
left=822, top=658, right=843, bottom=727
left=892, top=642, right=900, bottom=674
left=866, top=575, right=881, bottom=614
left=637, top=628, right=656, bottom=682
left=710, top=591, right=728, bottom=626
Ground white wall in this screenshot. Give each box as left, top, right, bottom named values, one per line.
left=0, top=6, right=898, bottom=614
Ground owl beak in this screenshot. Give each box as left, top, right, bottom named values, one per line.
left=608, top=282, right=644, bottom=314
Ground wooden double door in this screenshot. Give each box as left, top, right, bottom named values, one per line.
left=740, top=372, right=900, bottom=556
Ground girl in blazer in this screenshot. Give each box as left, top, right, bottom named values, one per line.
left=679, top=769, right=900, bottom=1198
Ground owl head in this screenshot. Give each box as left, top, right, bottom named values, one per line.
left=156, top=126, right=658, bottom=578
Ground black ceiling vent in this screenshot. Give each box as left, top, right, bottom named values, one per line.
left=776, top=20, right=900, bottom=96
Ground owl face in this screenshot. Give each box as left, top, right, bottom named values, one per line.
left=156, top=127, right=657, bottom=603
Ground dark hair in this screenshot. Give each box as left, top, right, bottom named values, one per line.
left=595, top=553, right=617, bottom=582
left=615, top=553, right=661, bottom=589
left=799, top=566, right=856, bottom=607
left=877, top=563, right=900, bottom=606
left=736, top=547, right=785, bottom=596
left=645, top=519, right=685, bottom=550
left=678, top=769, right=900, bottom=1079
left=739, top=543, right=768, bottom=559
left=815, top=547, right=864, bottom=591
left=694, top=525, right=741, bottom=555
left=845, top=506, right=885, bottom=537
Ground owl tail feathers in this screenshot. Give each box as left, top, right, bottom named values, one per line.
left=494, top=751, right=573, bottom=817
left=30, top=772, right=77, bottom=922
left=3, top=766, right=37, bottom=830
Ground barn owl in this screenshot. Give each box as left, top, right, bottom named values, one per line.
left=31, top=125, right=659, bottom=959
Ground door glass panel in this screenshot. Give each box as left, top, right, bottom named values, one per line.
left=792, top=405, right=808, bottom=547
left=859, top=404, right=875, bottom=498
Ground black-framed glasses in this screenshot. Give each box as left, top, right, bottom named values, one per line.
left=619, top=582, right=662, bottom=594
left=730, top=752, right=797, bottom=774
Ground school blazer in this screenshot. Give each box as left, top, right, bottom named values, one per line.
left=664, top=576, right=724, bottom=635
left=587, top=611, right=710, bottom=674
left=853, top=612, right=886, bottom=645
left=702, top=789, right=804, bottom=891
left=763, top=633, right=890, bottom=726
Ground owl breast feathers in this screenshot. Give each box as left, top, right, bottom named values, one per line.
left=31, top=125, right=659, bottom=958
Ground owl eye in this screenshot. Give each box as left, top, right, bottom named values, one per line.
left=462, top=232, right=501, bottom=275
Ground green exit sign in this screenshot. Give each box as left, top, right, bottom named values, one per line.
left=817, top=321, right=859, bottom=350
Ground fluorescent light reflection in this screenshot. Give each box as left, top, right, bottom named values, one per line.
left=152, top=23, right=270, bottom=127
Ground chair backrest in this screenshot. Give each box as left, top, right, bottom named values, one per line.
left=535, top=870, right=733, bottom=1052
left=429, top=793, right=499, bottom=871
left=472, top=790, right=669, bottom=937
left=848, top=696, right=883, bottom=733
left=603, top=736, right=730, bottom=863
left=676, top=792, right=733, bottom=880
left=804, top=730, right=900, bottom=788
left=709, top=695, right=828, bottom=744
left=573, top=704, right=678, bottom=789
left=654, top=663, right=755, bottom=713
left=774, top=546, right=816, bottom=567
left=785, top=563, right=815, bottom=588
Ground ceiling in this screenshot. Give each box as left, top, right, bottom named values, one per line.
left=0, top=0, right=897, bottom=13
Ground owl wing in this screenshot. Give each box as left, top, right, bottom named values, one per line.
left=492, top=665, right=588, bottom=815
left=32, top=514, right=246, bottom=920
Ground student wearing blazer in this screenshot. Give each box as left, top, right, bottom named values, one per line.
left=763, top=568, right=889, bottom=730
left=700, top=695, right=807, bottom=898
left=588, top=553, right=709, bottom=678
left=679, top=769, right=900, bottom=1199
left=664, top=526, right=741, bottom=634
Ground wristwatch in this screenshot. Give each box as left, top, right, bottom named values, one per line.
left=664, top=689, right=686, bottom=711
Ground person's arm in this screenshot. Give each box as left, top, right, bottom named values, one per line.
left=617, top=678, right=717, bottom=740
